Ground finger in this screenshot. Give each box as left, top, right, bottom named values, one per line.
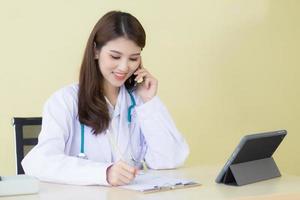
left=134, top=73, right=148, bottom=82
left=114, top=175, right=128, bottom=186
left=118, top=168, right=136, bottom=184
left=119, top=167, right=135, bottom=180
left=144, top=78, right=151, bottom=89
left=135, top=72, right=152, bottom=82
left=119, top=161, right=136, bottom=174
left=118, top=174, right=132, bottom=185
left=121, top=173, right=135, bottom=184
left=134, top=68, right=148, bottom=75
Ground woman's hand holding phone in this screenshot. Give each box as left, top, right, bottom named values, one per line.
left=134, top=61, right=158, bottom=102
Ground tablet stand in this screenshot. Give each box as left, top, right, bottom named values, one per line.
left=222, top=157, right=281, bottom=186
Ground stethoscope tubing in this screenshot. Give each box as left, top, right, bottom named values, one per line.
left=78, top=91, right=137, bottom=159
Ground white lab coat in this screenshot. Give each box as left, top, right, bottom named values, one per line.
left=22, top=84, right=189, bottom=185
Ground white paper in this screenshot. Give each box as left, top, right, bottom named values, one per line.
left=119, top=171, right=196, bottom=192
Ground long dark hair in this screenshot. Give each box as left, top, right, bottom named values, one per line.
left=78, top=11, right=146, bottom=134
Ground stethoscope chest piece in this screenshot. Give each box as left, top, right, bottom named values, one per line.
left=77, top=152, right=88, bottom=159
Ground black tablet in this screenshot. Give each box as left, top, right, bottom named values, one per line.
left=215, top=130, right=287, bottom=184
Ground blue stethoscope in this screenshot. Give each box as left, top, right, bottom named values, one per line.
left=77, top=91, right=137, bottom=160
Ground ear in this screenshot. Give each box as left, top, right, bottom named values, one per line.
left=93, top=42, right=100, bottom=60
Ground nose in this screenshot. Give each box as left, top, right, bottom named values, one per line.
left=118, top=58, right=130, bottom=72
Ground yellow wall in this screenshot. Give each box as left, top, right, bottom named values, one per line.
left=1, top=0, right=299, bottom=175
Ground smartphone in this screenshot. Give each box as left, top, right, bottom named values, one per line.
left=125, top=62, right=142, bottom=92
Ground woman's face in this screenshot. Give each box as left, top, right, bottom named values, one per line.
left=96, top=37, right=141, bottom=90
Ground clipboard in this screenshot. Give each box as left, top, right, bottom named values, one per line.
left=140, top=181, right=201, bottom=193
left=118, top=172, right=201, bottom=193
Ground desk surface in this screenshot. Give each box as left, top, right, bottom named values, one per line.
left=2, top=165, right=300, bottom=200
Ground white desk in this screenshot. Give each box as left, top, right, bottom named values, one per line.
left=2, top=165, right=300, bottom=200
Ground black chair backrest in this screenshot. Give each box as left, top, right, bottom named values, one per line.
left=13, top=117, right=42, bottom=174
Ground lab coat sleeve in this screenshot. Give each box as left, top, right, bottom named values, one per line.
left=21, top=89, right=112, bottom=185
left=135, top=96, right=189, bottom=169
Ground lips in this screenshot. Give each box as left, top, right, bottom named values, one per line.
left=113, top=72, right=127, bottom=81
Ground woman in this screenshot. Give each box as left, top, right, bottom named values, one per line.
left=22, top=11, right=189, bottom=186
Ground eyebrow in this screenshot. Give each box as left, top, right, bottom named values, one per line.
left=109, top=50, right=141, bottom=56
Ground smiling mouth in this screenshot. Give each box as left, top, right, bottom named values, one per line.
left=113, top=72, right=127, bottom=80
